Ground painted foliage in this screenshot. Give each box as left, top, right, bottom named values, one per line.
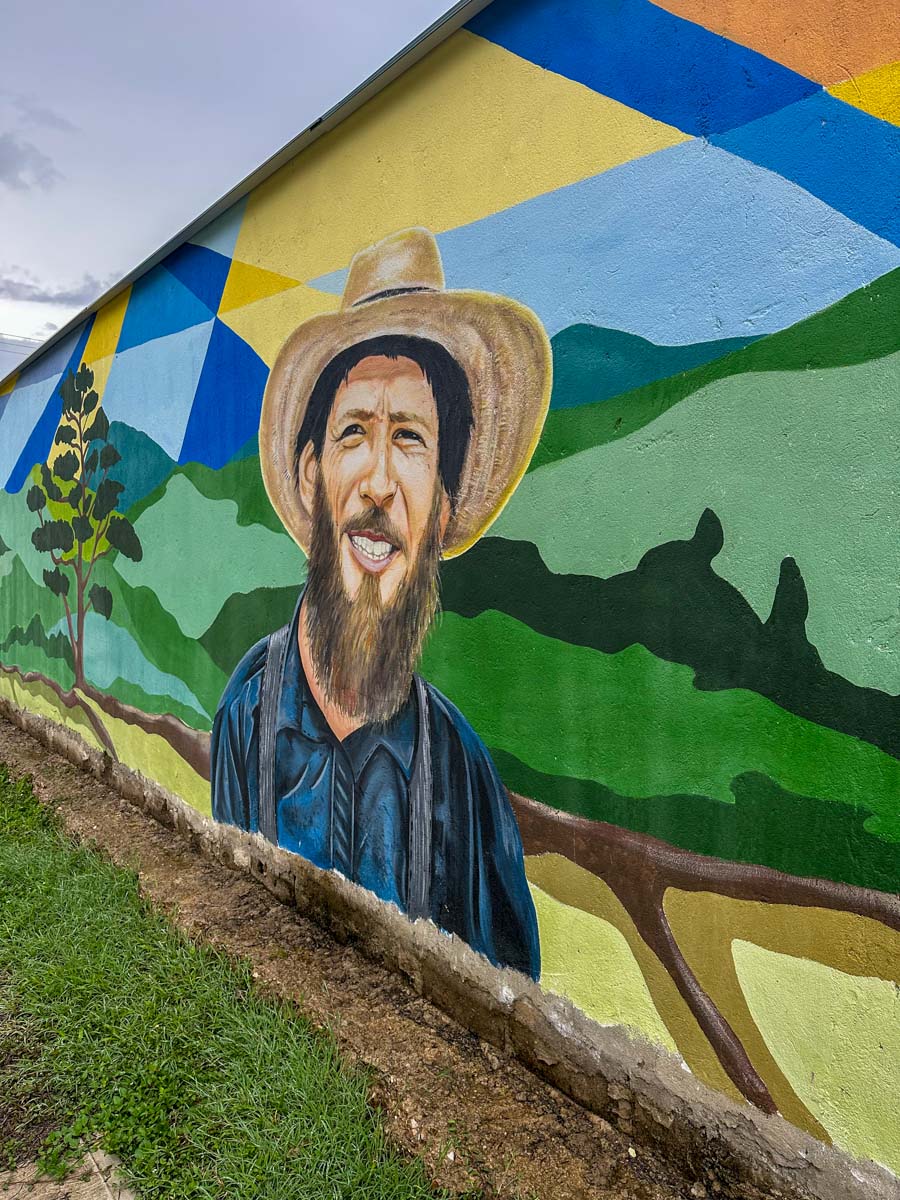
left=1, top=0, right=898, bottom=1176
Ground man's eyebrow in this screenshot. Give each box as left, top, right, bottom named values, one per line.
left=389, top=411, right=431, bottom=428
left=336, top=407, right=375, bottom=422
left=333, top=407, right=432, bottom=428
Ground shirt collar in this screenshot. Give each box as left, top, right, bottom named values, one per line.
left=283, top=589, right=417, bottom=779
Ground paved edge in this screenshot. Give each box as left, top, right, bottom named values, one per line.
left=1, top=698, right=896, bottom=1200
left=0, top=1149, right=135, bottom=1199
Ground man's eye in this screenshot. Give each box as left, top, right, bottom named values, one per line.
left=394, top=428, right=424, bottom=445
left=338, top=423, right=365, bottom=440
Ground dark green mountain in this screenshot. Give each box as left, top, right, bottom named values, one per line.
left=550, top=325, right=757, bottom=409
left=110, top=421, right=176, bottom=510
left=439, top=521, right=900, bottom=758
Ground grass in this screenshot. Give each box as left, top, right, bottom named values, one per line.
left=0, top=765, right=449, bottom=1199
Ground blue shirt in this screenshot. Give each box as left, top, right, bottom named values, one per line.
left=210, top=599, right=540, bottom=979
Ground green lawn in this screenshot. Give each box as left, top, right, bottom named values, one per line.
left=0, top=766, right=447, bottom=1199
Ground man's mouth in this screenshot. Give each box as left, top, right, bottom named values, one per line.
left=346, top=530, right=400, bottom=574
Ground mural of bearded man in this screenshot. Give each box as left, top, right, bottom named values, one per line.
left=211, top=227, right=551, bottom=979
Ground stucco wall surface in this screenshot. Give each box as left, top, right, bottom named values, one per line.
left=1, top=0, right=897, bottom=1182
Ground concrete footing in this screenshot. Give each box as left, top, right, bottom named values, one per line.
left=2, top=696, right=896, bottom=1200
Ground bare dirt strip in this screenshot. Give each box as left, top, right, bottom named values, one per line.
left=0, top=717, right=778, bottom=1200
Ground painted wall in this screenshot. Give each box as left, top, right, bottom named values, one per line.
left=1, top=0, right=898, bottom=1175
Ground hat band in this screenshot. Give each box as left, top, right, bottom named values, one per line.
left=352, top=285, right=437, bottom=307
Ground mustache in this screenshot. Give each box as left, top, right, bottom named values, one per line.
left=341, top=507, right=407, bottom=555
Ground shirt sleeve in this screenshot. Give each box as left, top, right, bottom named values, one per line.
left=429, top=689, right=541, bottom=981
left=468, top=742, right=542, bottom=980
left=210, top=639, right=266, bottom=831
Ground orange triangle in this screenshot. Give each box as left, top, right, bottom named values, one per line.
left=218, top=259, right=302, bottom=314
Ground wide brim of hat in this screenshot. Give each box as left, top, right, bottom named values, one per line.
left=259, top=288, right=552, bottom=558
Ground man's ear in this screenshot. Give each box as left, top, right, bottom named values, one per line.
left=298, top=443, right=319, bottom=516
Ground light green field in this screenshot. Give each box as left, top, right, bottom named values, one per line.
left=117, top=473, right=305, bottom=639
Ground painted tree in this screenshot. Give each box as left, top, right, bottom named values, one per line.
left=27, top=361, right=142, bottom=689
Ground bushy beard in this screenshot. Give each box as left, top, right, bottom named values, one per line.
left=304, top=475, right=442, bottom=724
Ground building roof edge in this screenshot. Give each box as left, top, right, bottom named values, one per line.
left=1, top=0, right=492, bottom=389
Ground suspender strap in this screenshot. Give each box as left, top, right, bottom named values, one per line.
left=407, top=675, right=432, bottom=921
left=259, top=624, right=432, bottom=920
left=259, top=623, right=290, bottom=844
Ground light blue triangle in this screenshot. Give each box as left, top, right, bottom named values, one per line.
left=189, top=197, right=247, bottom=258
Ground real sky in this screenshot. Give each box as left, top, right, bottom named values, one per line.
left=0, top=0, right=450, bottom=351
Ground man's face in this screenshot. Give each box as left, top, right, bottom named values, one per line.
left=299, top=354, right=450, bottom=605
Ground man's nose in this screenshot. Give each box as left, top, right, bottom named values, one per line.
left=359, top=439, right=397, bottom=508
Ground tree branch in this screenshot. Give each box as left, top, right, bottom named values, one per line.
left=82, top=546, right=113, bottom=594
left=84, top=511, right=113, bottom=588
left=60, top=593, right=76, bottom=665
left=85, top=462, right=110, bottom=524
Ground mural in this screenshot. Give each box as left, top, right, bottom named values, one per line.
left=1, top=0, right=898, bottom=1178
left=211, top=227, right=549, bottom=977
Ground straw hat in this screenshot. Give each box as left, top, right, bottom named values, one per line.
left=259, top=227, right=551, bottom=559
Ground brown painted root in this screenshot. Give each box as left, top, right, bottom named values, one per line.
left=510, top=792, right=900, bottom=1112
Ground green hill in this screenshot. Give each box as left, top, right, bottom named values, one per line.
left=109, top=421, right=175, bottom=510
left=550, top=324, right=757, bottom=410
left=494, top=351, right=900, bottom=695
left=118, top=473, right=305, bottom=641
left=199, top=584, right=299, bottom=675
left=128, top=440, right=281, bottom=535
left=532, top=265, right=900, bottom=469
left=419, top=610, right=900, bottom=847
left=440, top=525, right=900, bottom=759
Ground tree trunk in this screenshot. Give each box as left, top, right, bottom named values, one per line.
left=73, top=577, right=85, bottom=689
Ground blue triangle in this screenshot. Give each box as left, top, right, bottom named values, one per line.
left=161, top=243, right=232, bottom=314
left=6, top=318, right=94, bottom=493
left=178, top=319, right=269, bottom=470
left=118, top=263, right=215, bottom=353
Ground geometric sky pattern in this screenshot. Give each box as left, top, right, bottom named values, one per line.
left=101, top=320, right=216, bottom=459
left=177, top=318, right=269, bottom=468
left=162, top=243, right=232, bottom=315
left=3, top=0, right=899, bottom=475
left=311, top=139, right=900, bottom=342
left=0, top=322, right=92, bottom=491
left=188, top=197, right=248, bottom=258
left=651, top=0, right=900, bottom=84
left=468, top=0, right=821, bottom=135
left=116, top=263, right=217, bottom=354
left=713, top=91, right=900, bottom=246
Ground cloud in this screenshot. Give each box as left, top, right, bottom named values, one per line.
left=11, top=94, right=78, bottom=133
left=0, top=267, right=111, bottom=306
left=0, top=131, right=62, bottom=190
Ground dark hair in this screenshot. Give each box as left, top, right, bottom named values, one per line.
left=295, top=335, right=473, bottom=512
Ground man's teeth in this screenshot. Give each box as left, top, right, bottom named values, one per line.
left=350, top=534, right=395, bottom=561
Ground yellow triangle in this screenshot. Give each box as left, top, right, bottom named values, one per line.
left=830, top=60, right=900, bottom=127
left=85, top=353, right=115, bottom=404
left=82, top=286, right=131, bottom=363
left=219, top=259, right=303, bottom=314
left=219, top=284, right=338, bottom=366
left=1, top=371, right=18, bottom=397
